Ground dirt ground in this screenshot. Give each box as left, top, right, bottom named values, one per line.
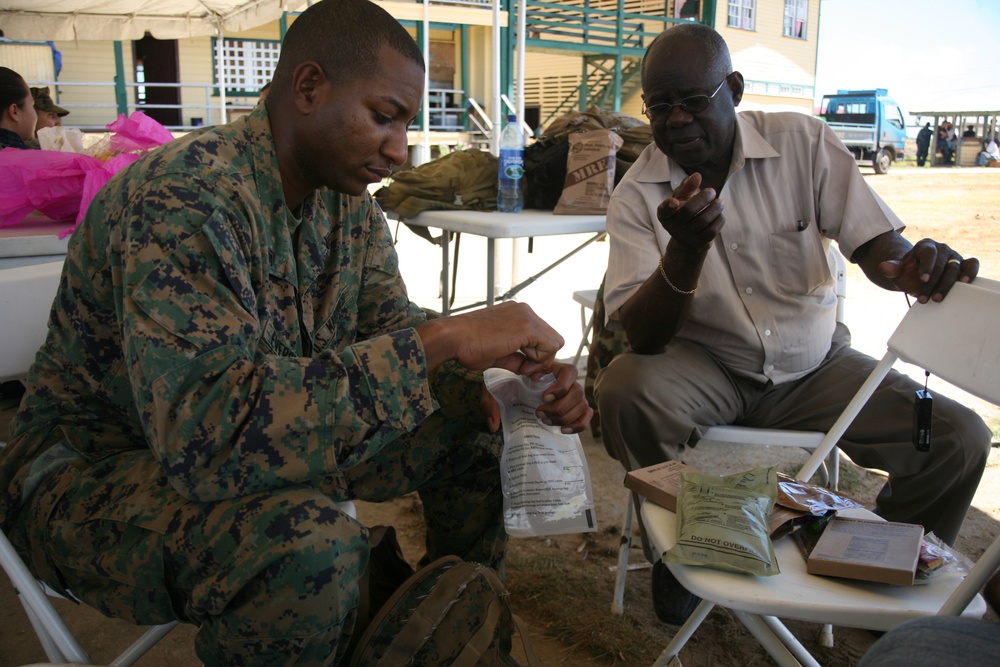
left=2, top=164, right=1000, bottom=666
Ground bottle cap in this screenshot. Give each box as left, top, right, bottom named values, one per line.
left=507, top=114, right=517, bottom=122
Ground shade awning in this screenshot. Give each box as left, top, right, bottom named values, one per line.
left=0, top=0, right=303, bottom=41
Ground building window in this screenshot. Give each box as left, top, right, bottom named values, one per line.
left=727, top=0, right=755, bottom=31
left=783, top=0, right=808, bottom=39
left=213, top=38, right=281, bottom=95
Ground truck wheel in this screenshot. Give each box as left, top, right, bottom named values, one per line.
left=873, top=148, right=892, bottom=174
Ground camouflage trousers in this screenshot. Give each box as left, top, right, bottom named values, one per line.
left=9, top=412, right=506, bottom=666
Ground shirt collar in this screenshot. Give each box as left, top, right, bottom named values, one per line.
left=239, top=103, right=332, bottom=287
left=635, top=113, right=782, bottom=185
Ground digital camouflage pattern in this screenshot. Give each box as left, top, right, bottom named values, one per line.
left=2, top=102, right=506, bottom=665
left=583, top=276, right=628, bottom=449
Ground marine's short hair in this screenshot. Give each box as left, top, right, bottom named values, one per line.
left=270, top=0, right=424, bottom=95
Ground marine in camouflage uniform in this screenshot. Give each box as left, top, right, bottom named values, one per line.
left=0, top=76, right=512, bottom=667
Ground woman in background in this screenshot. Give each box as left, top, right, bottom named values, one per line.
left=0, top=67, right=37, bottom=150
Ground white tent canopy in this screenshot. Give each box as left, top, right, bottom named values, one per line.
left=0, top=0, right=302, bottom=41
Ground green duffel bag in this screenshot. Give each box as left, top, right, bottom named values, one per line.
left=348, top=554, right=539, bottom=667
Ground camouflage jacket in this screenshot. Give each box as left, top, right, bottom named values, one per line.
left=2, top=104, right=463, bottom=523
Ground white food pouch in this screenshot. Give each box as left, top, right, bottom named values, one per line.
left=484, top=368, right=597, bottom=537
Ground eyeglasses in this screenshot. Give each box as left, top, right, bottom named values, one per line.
left=641, top=76, right=730, bottom=121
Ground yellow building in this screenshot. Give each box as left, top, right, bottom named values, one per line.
left=1, top=1, right=823, bottom=145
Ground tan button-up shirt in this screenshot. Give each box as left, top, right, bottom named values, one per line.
left=604, top=111, right=903, bottom=384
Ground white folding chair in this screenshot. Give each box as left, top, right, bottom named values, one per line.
left=611, top=251, right=848, bottom=616
left=1, top=500, right=357, bottom=665
left=0, top=260, right=163, bottom=664
left=642, top=276, right=1000, bottom=667
left=0, top=261, right=64, bottom=385
left=0, top=259, right=178, bottom=665
left=0, top=259, right=361, bottom=662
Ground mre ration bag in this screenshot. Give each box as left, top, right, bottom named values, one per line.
left=666, top=466, right=780, bottom=576
left=553, top=129, right=623, bottom=215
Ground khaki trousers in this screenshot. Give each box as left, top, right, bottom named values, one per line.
left=595, top=324, right=991, bottom=547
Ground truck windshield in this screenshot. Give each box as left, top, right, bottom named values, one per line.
left=820, top=97, right=875, bottom=125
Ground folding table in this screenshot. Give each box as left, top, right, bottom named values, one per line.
left=0, top=215, right=72, bottom=270
left=403, top=209, right=606, bottom=314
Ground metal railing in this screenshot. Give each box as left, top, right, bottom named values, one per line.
left=26, top=79, right=237, bottom=131
left=27, top=79, right=472, bottom=135
left=525, top=1, right=650, bottom=51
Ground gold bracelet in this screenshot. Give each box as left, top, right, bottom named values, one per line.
left=658, top=257, right=697, bottom=295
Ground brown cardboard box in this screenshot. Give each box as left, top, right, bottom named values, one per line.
left=805, top=516, right=923, bottom=586
left=623, top=460, right=698, bottom=512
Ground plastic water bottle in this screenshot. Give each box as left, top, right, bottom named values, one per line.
left=497, top=114, right=525, bottom=213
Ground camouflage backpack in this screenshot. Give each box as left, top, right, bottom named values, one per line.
left=348, top=553, right=539, bottom=667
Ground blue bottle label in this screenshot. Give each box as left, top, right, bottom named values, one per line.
left=499, top=149, right=523, bottom=181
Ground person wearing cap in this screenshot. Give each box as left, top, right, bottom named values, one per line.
left=31, top=86, right=68, bottom=134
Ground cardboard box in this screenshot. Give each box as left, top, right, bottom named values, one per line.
left=805, top=516, right=923, bottom=586
left=623, top=460, right=698, bottom=512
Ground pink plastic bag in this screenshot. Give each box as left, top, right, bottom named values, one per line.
left=0, top=150, right=102, bottom=226
left=0, top=111, right=173, bottom=236
left=105, top=111, right=176, bottom=153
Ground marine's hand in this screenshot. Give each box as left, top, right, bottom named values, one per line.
left=417, top=301, right=565, bottom=375
left=481, top=385, right=501, bottom=433
left=655, top=172, right=725, bottom=255
left=878, top=239, right=978, bottom=303
left=481, top=364, right=592, bottom=434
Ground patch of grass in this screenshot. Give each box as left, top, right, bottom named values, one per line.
left=831, top=459, right=866, bottom=494
left=987, top=414, right=1000, bottom=445
left=504, top=550, right=663, bottom=665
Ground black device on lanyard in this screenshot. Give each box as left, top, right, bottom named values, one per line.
left=913, top=371, right=933, bottom=452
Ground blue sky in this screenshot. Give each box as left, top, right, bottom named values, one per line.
left=813, top=0, right=1000, bottom=117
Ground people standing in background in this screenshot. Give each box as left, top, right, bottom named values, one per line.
left=962, top=125, right=977, bottom=138
left=937, top=122, right=955, bottom=165
left=31, top=86, right=69, bottom=134
left=945, top=122, right=958, bottom=163
left=0, top=67, right=37, bottom=150
left=916, top=122, right=933, bottom=167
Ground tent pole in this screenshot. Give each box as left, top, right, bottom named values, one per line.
left=418, top=0, right=431, bottom=165
left=491, top=0, right=501, bottom=156
left=516, top=0, right=525, bottom=132
left=216, top=23, right=227, bottom=125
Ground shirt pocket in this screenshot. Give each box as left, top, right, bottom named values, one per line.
left=313, top=290, right=358, bottom=355
left=768, top=228, right=830, bottom=296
